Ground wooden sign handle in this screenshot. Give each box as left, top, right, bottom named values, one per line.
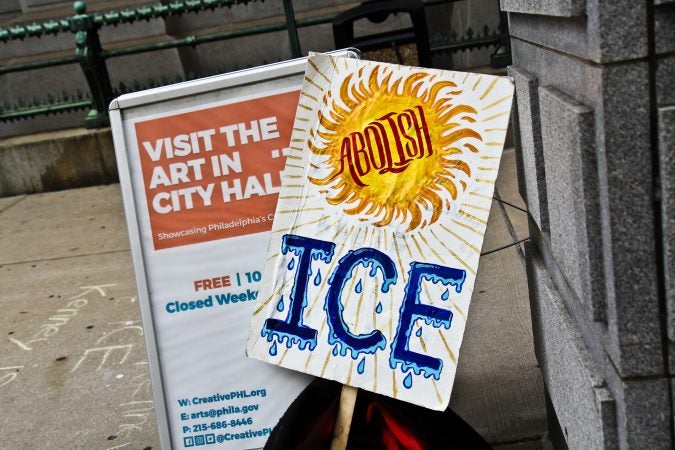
left=329, top=385, right=358, bottom=450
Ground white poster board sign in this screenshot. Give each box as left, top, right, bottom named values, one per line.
left=109, top=51, right=359, bottom=450
left=247, top=55, right=514, bottom=411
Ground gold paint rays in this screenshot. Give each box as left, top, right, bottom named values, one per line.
left=307, top=66, right=483, bottom=232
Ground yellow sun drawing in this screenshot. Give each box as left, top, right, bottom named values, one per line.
left=307, top=67, right=483, bottom=231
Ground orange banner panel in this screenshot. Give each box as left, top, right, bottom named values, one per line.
left=134, top=90, right=300, bottom=250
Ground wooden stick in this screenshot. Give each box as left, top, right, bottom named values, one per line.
left=329, top=385, right=358, bottom=450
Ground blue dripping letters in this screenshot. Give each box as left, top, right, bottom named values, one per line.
left=324, top=247, right=396, bottom=358
left=403, top=372, right=413, bottom=389
left=357, top=357, right=366, bottom=374
left=390, top=262, right=466, bottom=380
left=265, top=234, right=466, bottom=384
left=261, top=235, right=335, bottom=351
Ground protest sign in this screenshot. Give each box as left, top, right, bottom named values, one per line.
left=247, top=54, right=514, bottom=411
left=109, top=51, right=358, bottom=450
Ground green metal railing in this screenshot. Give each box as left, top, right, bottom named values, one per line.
left=0, top=0, right=278, bottom=127
left=0, top=0, right=509, bottom=128
left=430, top=11, right=511, bottom=68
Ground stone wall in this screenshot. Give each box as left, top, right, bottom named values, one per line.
left=503, top=0, right=675, bottom=448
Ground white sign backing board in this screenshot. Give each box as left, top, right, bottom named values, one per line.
left=247, top=55, right=514, bottom=411
left=109, top=50, right=360, bottom=450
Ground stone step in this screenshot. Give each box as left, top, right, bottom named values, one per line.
left=0, top=127, right=116, bottom=197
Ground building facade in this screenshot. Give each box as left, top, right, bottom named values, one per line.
left=503, top=0, right=675, bottom=448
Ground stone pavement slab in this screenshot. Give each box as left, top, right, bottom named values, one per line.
left=0, top=194, right=24, bottom=213
left=0, top=251, right=159, bottom=450
left=483, top=149, right=531, bottom=256
left=0, top=185, right=128, bottom=265
left=482, top=198, right=519, bottom=255
left=0, top=180, right=545, bottom=448
left=496, top=148, right=529, bottom=245
left=451, top=245, right=546, bottom=444
left=498, top=147, right=528, bottom=211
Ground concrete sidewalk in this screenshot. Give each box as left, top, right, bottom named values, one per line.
left=0, top=148, right=545, bottom=449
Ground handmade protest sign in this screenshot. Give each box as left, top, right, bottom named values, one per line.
left=247, top=54, right=514, bottom=410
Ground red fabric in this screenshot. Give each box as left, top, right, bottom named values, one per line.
left=263, top=379, right=491, bottom=450
left=364, top=402, right=425, bottom=450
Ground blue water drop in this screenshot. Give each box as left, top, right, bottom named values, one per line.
left=441, top=288, right=449, bottom=301
left=332, top=345, right=339, bottom=356
left=416, top=327, right=423, bottom=337
left=357, top=357, right=366, bottom=374
left=269, top=341, right=278, bottom=356
left=403, top=372, right=413, bottom=389
left=375, top=302, right=383, bottom=314
left=314, top=269, right=322, bottom=286
left=276, top=295, right=285, bottom=312
left=355, top=279, right=363, bottom=294
left=287, top=258, right=295, bottom=270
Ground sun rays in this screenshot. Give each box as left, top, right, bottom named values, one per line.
left=307, top=65, right=483, bottom=232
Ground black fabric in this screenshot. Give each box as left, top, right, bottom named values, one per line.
left=264, top=378, right=492, bottom=450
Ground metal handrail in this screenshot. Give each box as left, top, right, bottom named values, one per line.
left=0, top=1, right=263, bottom=41
left=0, top=0, right=509, bottom=128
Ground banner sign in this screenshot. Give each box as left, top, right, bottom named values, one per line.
left=247, top=55, right=514, bottom=411
left=110, top=52, right=359, bottom=450
left=136, top=91, right=299, bottom=250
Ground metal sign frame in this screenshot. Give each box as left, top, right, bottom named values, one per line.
left=109, top=49, right=360, bottom=449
